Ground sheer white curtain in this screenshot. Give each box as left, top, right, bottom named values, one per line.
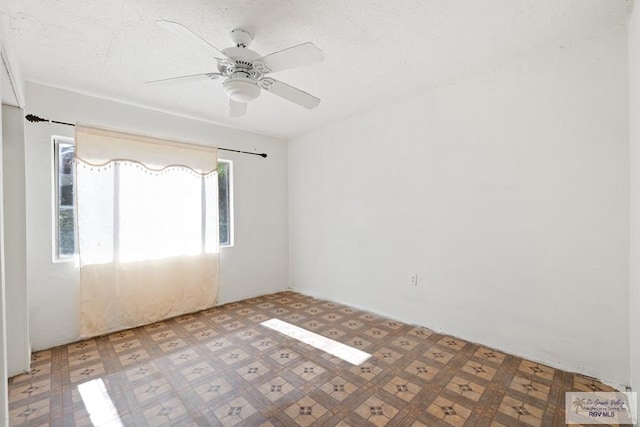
left=75, top=125, right=219, bottom=338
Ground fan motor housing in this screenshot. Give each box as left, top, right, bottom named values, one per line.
left=219, top=47, right=263, bottom=76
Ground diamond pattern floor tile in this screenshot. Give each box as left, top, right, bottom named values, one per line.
left=7, top=291, right=621, bottom=426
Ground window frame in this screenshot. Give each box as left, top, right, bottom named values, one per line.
left=52, top=138, right=234, bottom=260
left=52, top=136, right=77, bottom=262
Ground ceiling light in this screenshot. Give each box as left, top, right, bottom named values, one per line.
left=222, top=77, right=261, bottom=102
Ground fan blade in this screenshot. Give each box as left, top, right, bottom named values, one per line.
left=145, top=72, right=222, bottom=85
left=230, top=100, right=247, bottom=117
left=258, top=42, right=323, bottom=73
left=157, top=20, right=229, bottom=59
left=262, top=78, right=320, bottom=109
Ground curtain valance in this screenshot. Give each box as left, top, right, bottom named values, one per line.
left=75, top=125, right=218, bottom=174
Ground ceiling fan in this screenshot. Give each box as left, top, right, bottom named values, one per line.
left=147, top=20, right=324, bottom=117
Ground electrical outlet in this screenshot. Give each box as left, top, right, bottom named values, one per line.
left=411, top=275, right=418, bottom=286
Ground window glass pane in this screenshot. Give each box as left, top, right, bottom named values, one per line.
left=57, top=142, right=75, bottom=257
left=58, top=207, right=75, bottom=256
left=218, top=161, right=231, bottom=246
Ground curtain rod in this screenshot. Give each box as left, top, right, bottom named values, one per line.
left=24, top=114, right=268, bottom=158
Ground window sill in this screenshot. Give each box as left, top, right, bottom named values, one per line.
left=52, top=255, right=79, bottom=264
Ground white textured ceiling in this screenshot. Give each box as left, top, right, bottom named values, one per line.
left=6, top=0, right=633, bottom=138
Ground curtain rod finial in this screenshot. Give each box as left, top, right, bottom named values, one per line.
left=25, top=114, right=47, bottom=123
left=260, top=153, right=267, bottom=158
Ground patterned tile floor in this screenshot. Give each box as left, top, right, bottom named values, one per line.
left=8, top=291, right=619, bottom=426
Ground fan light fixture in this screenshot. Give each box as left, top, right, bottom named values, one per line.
left=222, top=77, right=261, bottom=102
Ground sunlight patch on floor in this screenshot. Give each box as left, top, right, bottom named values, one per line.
left=261, top=318, right=371, bottom=365
left=78, top=378, right=124, bottom=427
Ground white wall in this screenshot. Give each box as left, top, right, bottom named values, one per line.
left=289, top=25, right=630, bottom=386
left=1, top=104, right=29, bottom=375
left=25, top=82, right=289, bottom=350
left=628, top=0, right=640, bottom=405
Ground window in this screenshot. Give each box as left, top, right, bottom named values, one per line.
left=217, top=160, right=234, bottom=246
left=53, top=138, right=233, bottom=260
left=54, top=137, right=76, bottom=259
